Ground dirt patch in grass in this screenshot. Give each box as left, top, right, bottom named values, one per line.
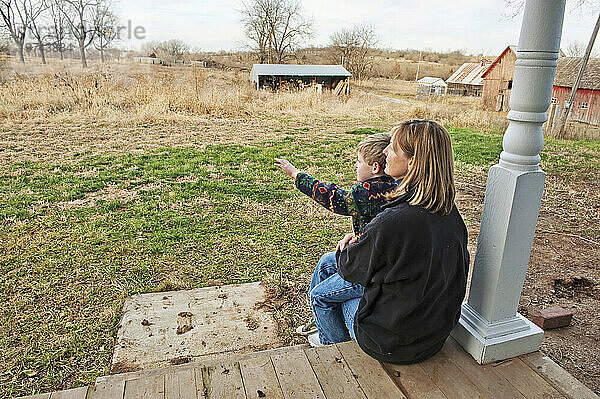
left=50, top=185, right=137, bottom=211
left=523, top=173, right=600, bottom=393
left=452, top=161, right=600, bottom=393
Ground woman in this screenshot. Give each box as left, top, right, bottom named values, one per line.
left=308, top=119, right=469, bottom=364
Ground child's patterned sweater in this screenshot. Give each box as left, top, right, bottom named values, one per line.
left=295, top=173, right=398, bottom=235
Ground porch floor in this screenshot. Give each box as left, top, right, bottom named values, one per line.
left=18, top=337, right=598, bottom=399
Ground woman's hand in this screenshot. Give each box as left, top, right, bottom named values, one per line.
left=336, top=233, right=357, bottom=252
left=274, top=158, right=299, bottom=179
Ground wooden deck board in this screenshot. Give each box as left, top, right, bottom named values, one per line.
left=419, top=344, right=485, bottom=398
left=164, top=368, right=197, bottom=399
left=384, top=362, right=447, bottom=399
left=520, top=351, right=599, bottom=399
left=493, top=357, right=566, bottom=399
left=336, top=341, right=406, bottom=399
left=124, top=374, right=165, bottom=399
left=17, top=394, right=51, bottom=399
left=49, top=387, right=89, bottom=399
left=204, top=363, right=245, bottom=399
left=17, top=342, right=599, bottom=399
left=89, top=379, right=125, bottom=399
left=271, top=348, right=325, bottom=399
left=444, top=338, right=526, bottom=399
left=95, top=344, right=309, bottom=385
left=304, top=345, right=366, bottom=399
left=239, top=355, right=285, bottom=399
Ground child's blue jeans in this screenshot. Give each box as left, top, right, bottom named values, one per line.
left=309, top=251, right=364, bottom=345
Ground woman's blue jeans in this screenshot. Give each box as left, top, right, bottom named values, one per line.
left=308, top=252, right=364, bottom=345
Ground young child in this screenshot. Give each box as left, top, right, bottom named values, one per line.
left=274, top=132, right=397, bottom=342
left=274, top=132, right=396, bottom=236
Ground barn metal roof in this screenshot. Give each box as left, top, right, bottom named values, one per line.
left=554, top=57, right=600, bottom=91
left=417, top=77, right=447, bottom=86
left=250, top=64, right=352, bottom=80
left=447, top=62, right=491, bottom=86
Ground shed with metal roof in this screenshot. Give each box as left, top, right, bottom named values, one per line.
left=446, top=62, right=491, bottom=97
left=250, top=64, right=352, bottom=93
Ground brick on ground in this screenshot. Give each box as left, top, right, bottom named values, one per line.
left=531, top=306, right=573, bottom=330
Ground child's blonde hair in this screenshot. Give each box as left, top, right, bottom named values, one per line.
left=388, top=120, right=456, bottom=215
left=356, top=132, right=391, bottom=168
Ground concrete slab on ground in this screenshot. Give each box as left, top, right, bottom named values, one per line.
left=110, top=282, right=281, bottom=372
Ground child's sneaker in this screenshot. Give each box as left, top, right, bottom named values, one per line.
left=307, top=332, right=324, bottom=348
left=294, top=319, right=317, bottom=336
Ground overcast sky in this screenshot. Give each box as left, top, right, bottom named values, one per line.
left=117, top=1, right=598, bottom=56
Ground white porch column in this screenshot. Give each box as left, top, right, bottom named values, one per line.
left=451, top=0, right=566, bottom=364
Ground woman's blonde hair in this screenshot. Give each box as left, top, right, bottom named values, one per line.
left=388, top=119, right=456, bottom=215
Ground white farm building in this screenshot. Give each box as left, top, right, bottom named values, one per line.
left=417, top=77, right=448, bottom=98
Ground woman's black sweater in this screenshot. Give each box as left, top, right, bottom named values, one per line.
left=337, top=192, right=469, bottom=364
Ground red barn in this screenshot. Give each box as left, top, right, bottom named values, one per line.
left=482, top=46, right=518, bottom=111
left=550, top=57, right=600, bottom=126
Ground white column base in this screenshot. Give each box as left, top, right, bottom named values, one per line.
left=451, top=303, right=544, bottom=364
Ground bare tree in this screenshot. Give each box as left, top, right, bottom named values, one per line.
left=0, top=0, right=31, bottom=62
left=60, top=0, right=99, bottom=67
left=0, top=0, right=48, bottom=64
left=330, top=24, right=378, bottom=84
left=241, top=0, right=268, bottom=63
left=566, top=40, right=598, bottom=57
left=159, top=39, right=188, bottom=61
left=241, top=0, right=312, bottom=64
left=93, top=0, right=117, bottom=62
left=138, top=39, right=189, bottom=61
left=140, top=40, right=160, bottom=57
left=0, top=28, right=9, bottom=54
left=47, top=0, right=69, bottom=59
left=567, top=41, right=585, bottom=56
left=27, top=0, right=50, bottom=64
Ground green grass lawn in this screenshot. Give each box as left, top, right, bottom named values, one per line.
left=1, top=126, right=599, bottom=398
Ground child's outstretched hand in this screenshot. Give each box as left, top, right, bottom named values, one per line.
left=274, top=158, right=299, bottom=179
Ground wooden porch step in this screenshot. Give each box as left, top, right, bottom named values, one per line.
left=17, top=386, right=88, bottom=399
left=94, top=344, right=308, bottom=385
left=17, top=338, right=599, bottom=399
